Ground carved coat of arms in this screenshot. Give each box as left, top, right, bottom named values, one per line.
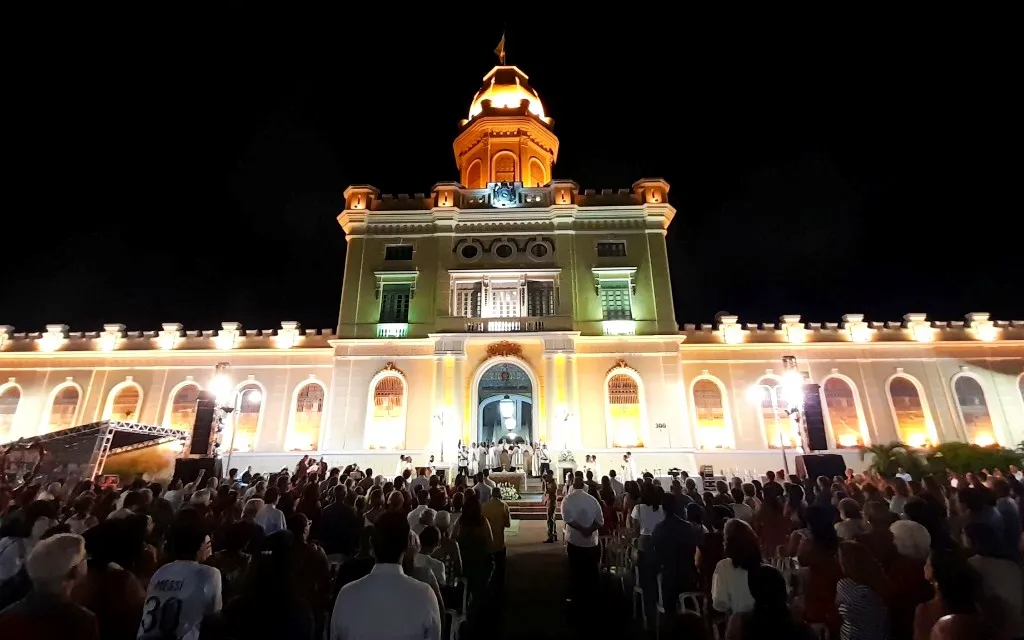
left=486, top=340, right=523, bottom=359
left=491, top=182, right=518, bottom=208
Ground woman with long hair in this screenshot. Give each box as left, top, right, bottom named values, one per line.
left=797, top=505, right=843, bottom=636
left=836, top=540, right=890, bottom=640
left=454, top=491, right=493, bottom=619
left=711, top=518, right=762, bottom=615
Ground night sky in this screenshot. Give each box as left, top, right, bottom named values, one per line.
left=4, top=16, right=1020, bottom=333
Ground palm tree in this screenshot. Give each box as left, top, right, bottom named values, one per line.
left=859, top=441, right=927, bottom=478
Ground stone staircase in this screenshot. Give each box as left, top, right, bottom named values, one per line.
left=507, top=477, right=562, bottom=521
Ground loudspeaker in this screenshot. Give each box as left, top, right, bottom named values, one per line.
left=189, top=391, right=217, bottom=456
left=796, top=453, right=846, bottom=480
left=802, top=384, right=829, bottom=451
left=173, top=457, right=219, bottom=485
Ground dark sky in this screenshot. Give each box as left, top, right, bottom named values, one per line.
left=4, top=15, right=1020, bottom=333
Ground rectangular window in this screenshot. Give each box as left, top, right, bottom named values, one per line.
left=379, top=284, right=411, bottom=323
left=526, top=280, right=556, bottom=317
left=384, top=244, right=414, bottom=261
left=453, top=282, right=482, bottom=317
left=599, top=280, right=632, bottom=320
left=597, top=241, right=627, bottom=258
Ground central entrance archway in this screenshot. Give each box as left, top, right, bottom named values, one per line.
left=476, top=361, right=534, bottom=444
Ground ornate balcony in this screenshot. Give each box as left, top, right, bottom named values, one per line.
left=434, top=316, right=572, bottom=334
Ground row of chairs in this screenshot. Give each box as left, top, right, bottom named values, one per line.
left=598, top=527, right=829, bottom=640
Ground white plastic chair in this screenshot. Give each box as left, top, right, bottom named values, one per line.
left=444, top=581, right=469, bottom=640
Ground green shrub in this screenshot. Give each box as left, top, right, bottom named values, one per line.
left=861, top=441, right=1022, bottom=479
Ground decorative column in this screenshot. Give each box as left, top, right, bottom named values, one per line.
left=567, top=354, right=580, bottom=448
left=544, top=354, right=556, bottom=445
left=452, top=356, right=465, bottom=450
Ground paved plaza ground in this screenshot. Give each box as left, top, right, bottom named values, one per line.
left=487, top=521, right=639, bottom=640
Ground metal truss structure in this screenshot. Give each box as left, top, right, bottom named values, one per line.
left=2, top=420, right=189, bottom=479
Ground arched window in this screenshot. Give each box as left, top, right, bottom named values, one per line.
left=166, top=383, right=200, bottom=430
left=692, top=378, right=731, bottom=449
left=106, top=382, right=142, bottom=421
left=953, top=375, right=996, bottom=446
left=46, top=384, right=81, bottom=433
left=753, top=377, right=795, bottom=449
left=528, top=157, right=545, bottom=187
left=365, top=372, right=407, bottom=449
left=466, top=159, right=483, bottom=189
left=493, top=153, right=516, bottom=183
left=288, top=382, right=324, bottom=451
left=822, top=377, right=864, bottom=448
left=225, top=383, right=263, bottom=452
left=887, top=375, right=932, bottom=447
left=0, top=384, right=20, bottom=441
left=606, top=372, right=643, bottom=448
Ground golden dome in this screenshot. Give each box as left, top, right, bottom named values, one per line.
left=467, top=66, right=551, bottom=125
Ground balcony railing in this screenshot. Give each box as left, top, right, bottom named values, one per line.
left=376, top=323, right=409, bottom=338
left=435, top=315, right=572, bottom=333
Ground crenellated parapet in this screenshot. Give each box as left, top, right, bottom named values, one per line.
left=337, top=178, right=675, bottom=236
left=0, top=320, right=336, bottom=353
left=677, top=312, right=1024, bottom=345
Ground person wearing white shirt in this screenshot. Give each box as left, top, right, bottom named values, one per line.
left=620, top=454, right=633, bottom=482
left=457, top=443, right=470, bottom=478
left=537, top=445, right=551, bottom=477
left=560, top=476, right=604, bottom=604
left=330, top=511, right=441, bottom=640
left=472, top=473, right=491, bottom=503
left=254, top=486, right=287, bottom=535
left=476, top=444, right=487, bottom=475
left=414, top=525, right=447, bottom=586
left=395, top=455, right=406, bottom=478
left=710, top=520, right=761, bottom=615
left=139, top=523, right=221, bottom=640
left=410, top=469, right=429, bottom=494
left=894, top=467, right=913, bottom=482
left=626, top=452, right=638, bottom=482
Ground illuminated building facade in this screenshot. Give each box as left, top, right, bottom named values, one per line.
left=2, top=64, right=1023, bottom=475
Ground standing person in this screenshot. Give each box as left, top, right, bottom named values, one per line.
left=543, top=470, right=558, bottom=543
left=560, top=476, right=604, bottom=605
left=481, top=486, right=511, bottom=596
left=538, top=444, right=551, bottom=477
left=330, top=512, right=440, bottom=640
left=138, top=523, right=221, bottom=640
left=522, top=442, right=533, bottom=478
left=457, top=442, right=469, bottom=478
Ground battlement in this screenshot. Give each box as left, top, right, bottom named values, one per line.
left=341, top=178, right=670, bottom=216
left=680, top=313, right=1024, bottom=345
left=0, top=321, right=335, bottom=354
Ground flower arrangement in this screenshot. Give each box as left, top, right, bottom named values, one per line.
left=557, top=450, right=576, bottom=464
left=498, top=482, right=520, bottom=501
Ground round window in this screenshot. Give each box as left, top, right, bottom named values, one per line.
left=526, top=239, right=553, bottom=262
left=460, top=244, right=479, bottom=260
left=494, top=243, right=514, bottom=259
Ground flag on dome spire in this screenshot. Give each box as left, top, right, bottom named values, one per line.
left=494, top=32, right=506, bottom=65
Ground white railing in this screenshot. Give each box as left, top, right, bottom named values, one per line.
left=376, top=323, right=409, bottom=338
left=464, top=318, right=546, bottom=333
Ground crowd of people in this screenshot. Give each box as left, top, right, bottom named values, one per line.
left=1, top=452, right=1023, bottom=640
left=0, top=457, right=514, bottom=639
left=569, top=464, right=1024, bottom=639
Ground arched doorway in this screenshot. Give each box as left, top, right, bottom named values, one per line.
left=477, top=362, right=533, bottom=444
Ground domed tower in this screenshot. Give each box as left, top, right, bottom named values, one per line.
left=453, top=65, right=559, bottom=188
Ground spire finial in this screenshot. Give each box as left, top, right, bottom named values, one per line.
left=494, top=31, right=506, bottom=65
